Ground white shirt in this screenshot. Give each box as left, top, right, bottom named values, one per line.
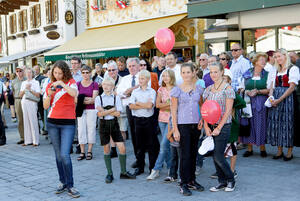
left=116, top=73, right=140, bottom=106
left=201, top=66, right=210, bottom=76
left=264, top=63, right=277, bottom=86
left=159, top=64, right=182, bottom=86
left=42, top=77, right=51, bottom=94
left=20, top=79, right=41, bottom=100
left=95, top=93, right=123, bottom=120
left=129, top=86, right=156, bottom=117
left=276, top=65, right=300, bottom=86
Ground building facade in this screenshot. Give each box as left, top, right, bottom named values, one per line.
left=187, top=0, right=300, bottom=54
left=0, top=0, right=86, bottom=71
left=45, top=0, right=207, bottom=64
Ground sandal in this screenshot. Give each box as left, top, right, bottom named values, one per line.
left=77, top=153, right=85, bottom=161
left=86, top=152, right=93, bottom=160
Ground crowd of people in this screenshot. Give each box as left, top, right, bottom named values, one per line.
left=0, top=43, right=300, bottom=198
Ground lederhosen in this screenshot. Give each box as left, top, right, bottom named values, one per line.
left=99, top=95, right=124, bottom=146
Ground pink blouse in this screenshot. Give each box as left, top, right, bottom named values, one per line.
left=158, top=87, right=171, bottom=123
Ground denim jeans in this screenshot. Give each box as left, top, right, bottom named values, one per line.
left=169, top=146, right=180, bottom=179
left=213, top=123, right=234, bottom=184
left=48, top=122, right=75, bottom=189
left=153, top=122, right=171, bottom=170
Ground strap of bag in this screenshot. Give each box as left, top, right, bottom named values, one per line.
left=99, top=95, right=103, bottom=107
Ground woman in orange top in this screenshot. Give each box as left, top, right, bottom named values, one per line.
left=140, top=59, right=159, bottom=91
left=43, top=60, right=80, bottom=198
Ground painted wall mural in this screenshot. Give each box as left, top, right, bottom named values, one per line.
left=87, top=0, right=188, bottom=28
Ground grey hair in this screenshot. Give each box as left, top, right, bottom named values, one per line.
left=95, top=63, right=102, bottom=68
left=107, top=60, right=118, bottom=70
left=126, top=57, right=140, bottom=65
left=208, top=62, right=224, bottom=73
left=208, top=55, right=219, bottom=62
left=200, top=53, right=209, bottom=59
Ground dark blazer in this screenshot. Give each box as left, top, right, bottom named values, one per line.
left=35, top=74, right=46, bottom=85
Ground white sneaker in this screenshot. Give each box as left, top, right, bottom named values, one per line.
left=147, top=170, right=159, bottom=180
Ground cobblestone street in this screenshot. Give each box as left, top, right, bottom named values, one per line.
left=0, top=109, right=300, bottom=201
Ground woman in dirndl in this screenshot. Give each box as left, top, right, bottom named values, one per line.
left=267, top=48, right=300, bottom=161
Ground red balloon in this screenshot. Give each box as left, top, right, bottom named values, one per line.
left=201, top=100, right=222, bottom=125
left=154, top=28, right=175, bottom=55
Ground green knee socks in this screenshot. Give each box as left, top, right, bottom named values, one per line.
left=119, top=154, right=127, bottom=174
left=104, top=154, right=113, bottom=175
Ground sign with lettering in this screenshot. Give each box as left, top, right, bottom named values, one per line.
left=46, top=31, right=60, bottom=40
left=65, top=10, right=74, bottom=24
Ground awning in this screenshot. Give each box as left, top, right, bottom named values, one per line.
left=187, top=0, right=300, bottom=19
left=44, top=14, right=186, bottom=62
left=0, top=46, right=57, bottom=64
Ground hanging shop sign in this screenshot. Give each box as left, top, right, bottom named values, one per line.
left=65, top=10, right=74, bottom=24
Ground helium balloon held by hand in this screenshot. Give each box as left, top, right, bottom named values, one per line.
left=154, top=28, right=175, bottom=55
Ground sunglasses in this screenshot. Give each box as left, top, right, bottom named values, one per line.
left=108, top=69, right=116, bottom=72
left=219, top=58, right=227, bottom=61
left=81, top=71, right=90, bottom=74
left=231, top=49, right=241, bottom=52
left=16, top=70, right=23, bottom=73
left=199, top=59, right=207, bottom=61
left=140, top=64, right=147, bottom=66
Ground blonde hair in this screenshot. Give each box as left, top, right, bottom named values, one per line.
left=252, top=52, right=268, bottom=66
left=102, top=77, right=115, bottom=86
left=161, top=69, right=176, bottom=87
left=274, top=48, right=292, bottom=71
left=139, top=69, right=150, bottom=79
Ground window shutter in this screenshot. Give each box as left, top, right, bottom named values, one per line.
left=24, top=10, right=28, bottom=31
left=13, top=15, right=17, bottom=33
left=37, top=4, right=41, bottom=27
left=18, top=12, right=22, bottom=31
left=30, top=7, right=34, bottom=28
left=45, top=0, right=50, bottom=24
left=54, top=0, right=59, bottom=22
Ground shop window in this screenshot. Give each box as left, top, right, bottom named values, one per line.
left=92, top=0, right=107, bottom=10
left=243, top=28, right=275, bottom=54
left=279, top=26, right=300, bottom=52
left=45, top=0, right=58, bottom=24
left=30, top=4, right=41, bottom=29
left=19, top=10, right=28, bottom=32
left=9, top=14, right=17, bottom=34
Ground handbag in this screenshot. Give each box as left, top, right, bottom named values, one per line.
left=25, top=90, right=40, bottom=102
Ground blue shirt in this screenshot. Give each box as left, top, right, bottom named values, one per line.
left=230, top=55, right=251, bottom=91
left=72, top=71, right=82, bottom=82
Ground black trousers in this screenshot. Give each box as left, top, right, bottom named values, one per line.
left=134, top=116, right=159, bottom=171
left=0, top=102, right=6, bottom=145
left=126, top=106, right=137, bottom=157
left=178, top=124, right=200, bottom=185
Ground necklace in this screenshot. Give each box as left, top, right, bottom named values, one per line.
left=214, top=79, right=224, bottom=90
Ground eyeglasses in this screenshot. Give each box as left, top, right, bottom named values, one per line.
left=140, top=64, right=147, bottom=66
left=219, top=58, right=227, bottom=61
left=81, top=71, right=90, bottom=74
left=71, top=63, right=79, bottom=65
left=231, top=49, right=241, bottom=52
left=108, top=69, right=116, bottom=72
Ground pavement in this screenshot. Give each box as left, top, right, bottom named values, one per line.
left=0, top=108, right=300, bottom=201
